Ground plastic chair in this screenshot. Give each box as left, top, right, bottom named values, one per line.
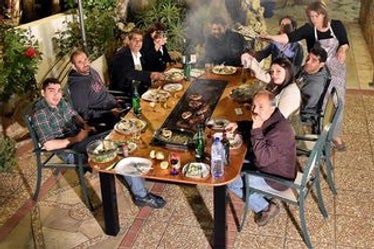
left=239, top=124, right=331, bottom=248
left=296, top=87, right=342, bottom=195
left=23, top=113, right=94, bottom=211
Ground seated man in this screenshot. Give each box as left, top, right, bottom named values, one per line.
left=228, top=90, right=297, bottom=226
left=33, top=78, right=166, bottom=208
left=110, top=29, right=165, bottom=97
left=296, top=45, right=330, bottom=124
left=202, top=16, right=246, bottom=66
left=68, top=50, right=130, bottom=132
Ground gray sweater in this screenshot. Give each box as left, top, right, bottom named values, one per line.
left=297, top=66, right=330, bottom=116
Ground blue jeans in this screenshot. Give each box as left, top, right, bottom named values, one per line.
left=122, top=175, right=147, bottom=198
left=228, top=175, right=270, bottom=213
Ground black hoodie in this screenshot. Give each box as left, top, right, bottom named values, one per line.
left=67, top=67, right=117, bottom=121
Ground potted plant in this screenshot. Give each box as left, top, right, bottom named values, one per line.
left=0, top=24, right=42, bottom=115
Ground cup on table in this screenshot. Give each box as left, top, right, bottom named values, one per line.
left=204, top=63, right=213, bottom=73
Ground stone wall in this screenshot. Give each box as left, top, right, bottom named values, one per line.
left=360, top=0, right=374, bottom=65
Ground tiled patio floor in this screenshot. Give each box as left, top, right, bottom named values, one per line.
left=1, top=1, right=374, bottom=249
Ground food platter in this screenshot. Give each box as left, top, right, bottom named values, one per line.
left=206, top=117, right=230, bottom=130
left=115, top=157, right=152, bottom=176
left=152, top=128, right=194, bottom=149
left=141, top=89, right=171, bottom=102
left=230, top=81, right=265, bottom=103
left=182, top=162, right=210, bottom=178
left=162, top=83, right=183, bottom=92
left=116, top=141, right=137, bottom=155
left=114, top=118, right=147, bottom=135
left=164, top=71, right=184, bottom=82
left=212, top=65, right=237, bottom=75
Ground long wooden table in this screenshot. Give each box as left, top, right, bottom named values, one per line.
left=94, top=70, right=252, bottom=248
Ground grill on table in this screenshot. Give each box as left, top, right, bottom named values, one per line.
left=151, top=79, right=227, bottom=150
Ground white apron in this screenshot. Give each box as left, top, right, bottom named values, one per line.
left=314, top=23, right=346, bottom=137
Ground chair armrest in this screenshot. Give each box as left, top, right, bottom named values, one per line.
left=295, top=135, right=318, bottom=142
left=296, top=148, right=311, bottom=157
left=242, top=170, right=300, bottom=189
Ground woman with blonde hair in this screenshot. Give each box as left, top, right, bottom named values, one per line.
left=261, top=1, right=349, bottom=151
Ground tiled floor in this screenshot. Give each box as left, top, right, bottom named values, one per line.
left=1, top=2, right=374, bottom=249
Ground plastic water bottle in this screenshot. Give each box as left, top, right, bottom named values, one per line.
left=211, top=137, right=225, bottom=178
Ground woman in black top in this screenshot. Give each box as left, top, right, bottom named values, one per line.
left=142, top=23, right=172, bottom=72
left=261, top=1, right=349, bottom=150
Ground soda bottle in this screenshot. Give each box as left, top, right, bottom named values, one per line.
left=221, top=131, right=230, bottom=165
left=132, top=80, right=142, bottom=116
left=211, top=136, right=224, bottom=178
left=194, top=124, right=205, bottom=162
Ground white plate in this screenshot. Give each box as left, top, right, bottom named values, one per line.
left=115, top=157, right=152, bottom=176
left=163, top=83, right=183, bottom=92
left=116, top=141, right=137, bottom=155
left=165, top=71, right=184, bottom=82
left=206, top=117, right=230, bottom=130
left=212, top=65, right=237, bottom=75
left=141, top=89, right=171, bottom=102
left=182, top=162, right=210, bottom=178
left=114, top=118, right=146, bottom=135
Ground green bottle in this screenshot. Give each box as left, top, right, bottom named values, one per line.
left=132, top=80, right=142, bottom=116
left=194, top=124, right=205, bottom=162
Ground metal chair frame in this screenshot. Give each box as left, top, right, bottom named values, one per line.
left=23, top=113, right=94, bottom=211
left=239, top=125, right=331, bottom=248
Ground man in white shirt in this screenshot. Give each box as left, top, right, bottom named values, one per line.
left=110, top=30, right=164, bottom=97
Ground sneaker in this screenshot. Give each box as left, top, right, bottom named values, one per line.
left=133, top=193, right=166, bottom=209
left=254, top=201, right=280, bottom=226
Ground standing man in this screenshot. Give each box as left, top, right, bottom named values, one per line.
left=110, top=29, right=165, bottom=97
left=202, top=16, right=246, bottom=66
left=68, top=50, right=130, bottom=132
left=33, top=78, right=166, bottom=208
left=228, top=90, right=297, bottom=226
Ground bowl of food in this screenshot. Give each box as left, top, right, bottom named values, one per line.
left=87, top=140, right=118, bottom=167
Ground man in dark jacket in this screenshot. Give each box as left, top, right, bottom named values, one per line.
left=228, top=90, right=296, bottom=226
left=68, top=50, right=129, bottom=132
left=297, top=45, right=330, bottom=124
left=202, top=16, right=246, bottom=66
left=110, top=29, right=164, bottom=97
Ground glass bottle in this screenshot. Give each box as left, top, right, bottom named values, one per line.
left=132, top=80, right=142, bottom=116
left=194, top=124, right=205, bottom=162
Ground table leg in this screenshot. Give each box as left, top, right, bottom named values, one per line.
left=99, top=172, right=119, bottom=236
left=213, top=185, right=227, bottom=248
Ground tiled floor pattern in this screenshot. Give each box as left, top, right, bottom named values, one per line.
left=1, top=1, right=374, bottom=249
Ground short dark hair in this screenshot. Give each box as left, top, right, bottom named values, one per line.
left=147, top=22, right=166, bottom=34
left=70, top=50, right=86, bottom=64
left=310, top=44, right=328, bottom=62
left=42, top=78, right=60, bottom=90
left=279, top=15, right=297, bottom=30
left=211, top=16, right=227, bottom=26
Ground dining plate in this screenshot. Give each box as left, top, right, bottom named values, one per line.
left=206, top=117, right=230, bottom=130
left=212, top=65, right=237, bottom=75
left=165, top=71, right=184, bottom=82
left=141, top=89, right=171, bottom=102
left=115, top=157, right=152, bottom=176
left=116, top=141, right=137, bottom=155
left=182, top=162, right=210, bottom=178
left=114, top=118, right=147, bottom=135
left=162, top=83, right=183, bottom=92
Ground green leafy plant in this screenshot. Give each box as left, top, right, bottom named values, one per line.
left=134, top=0, right=187, bottom=52
left=0, top=135, right=17, bottom=172
left=53, top=0, right=119, bottom=60
left=0, top=24, right=42, bottom=101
